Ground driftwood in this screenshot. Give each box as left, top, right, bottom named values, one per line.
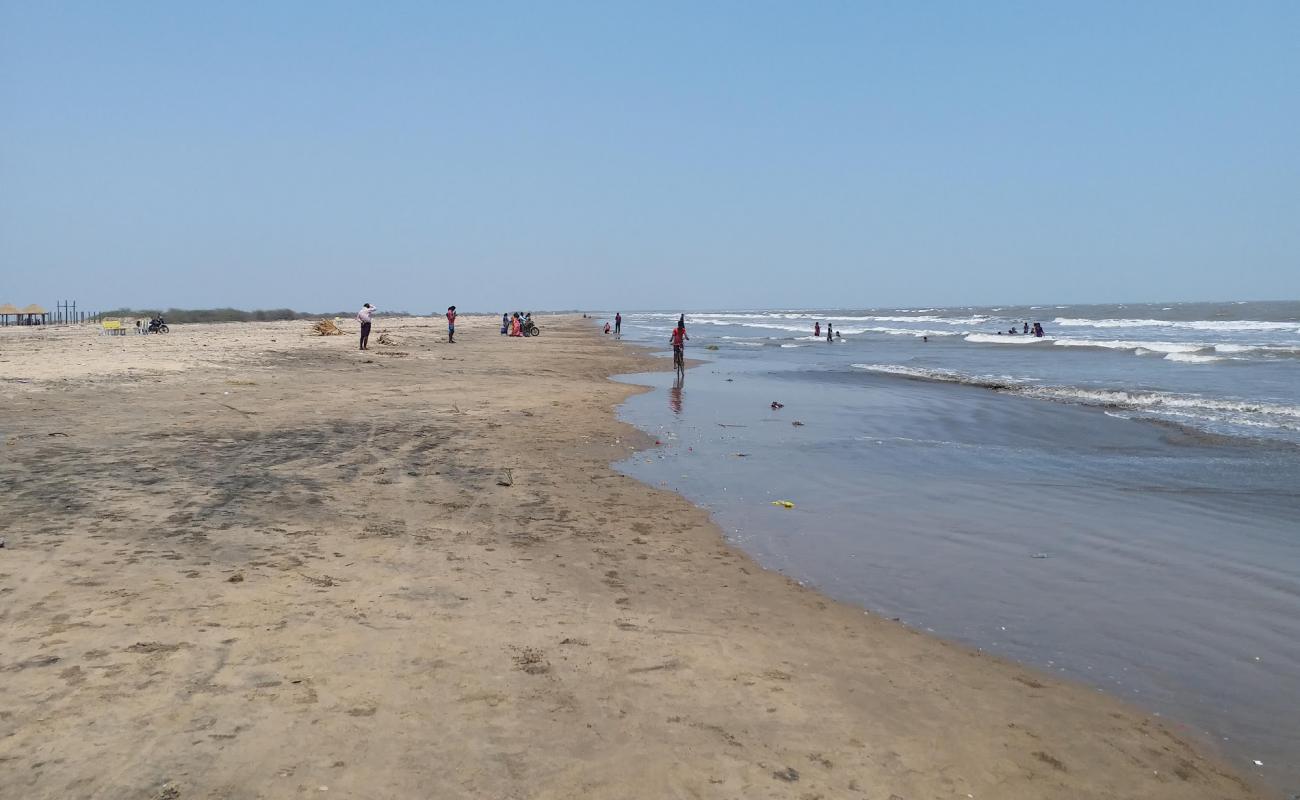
left=312, top=319, right=343, bottom=336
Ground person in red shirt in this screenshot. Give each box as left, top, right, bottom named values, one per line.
left=446, top=306, right=456, bottom=343
left=669, top=321, right=689, bottom=372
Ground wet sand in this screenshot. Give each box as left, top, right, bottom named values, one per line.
left=0, top=316, right=1267, bottom=799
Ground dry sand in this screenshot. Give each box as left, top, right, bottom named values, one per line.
left=0, top=316, right=1266, bottom=799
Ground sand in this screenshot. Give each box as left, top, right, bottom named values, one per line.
left=0, top=316, right=1266, bottom=799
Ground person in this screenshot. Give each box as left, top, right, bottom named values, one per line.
left=670, top=320, right=689, bottom=364
left=826, top=322, right=833, bottom=342
left=1008, top=327, right=1017, bottom=335
left=357, top=303, right=375, bottom=350
left=835, top=331, right=842, bottom=339
left=814, top=321, right=821, bottom=338
left=922, top=335, right=929, bottom=342
left=614, top=312, right=622, bottom=338
left=446, top=306, right=457, bottom=343
left=511, top=313, right=522, bottom=337
left=1033, top=322, right=1045, bottom=337
left=501, top=313, right=509, bottom=335
left=1023, top=321, right=1029, bottom=335
left=604, top=322, right=612, bottom=334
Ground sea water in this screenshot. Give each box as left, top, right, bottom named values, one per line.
left=609, top=301, right=1300, bottom=794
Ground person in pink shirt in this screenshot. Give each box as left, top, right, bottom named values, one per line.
left=446, top=305, right=457, bottom=343
left=357, top=303, right=375, bottom=350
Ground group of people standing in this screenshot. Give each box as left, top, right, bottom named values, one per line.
left=999, top=321, right=1045, bottom=337
left=502, top=311, right=532, bottom=336
left=812, top=321, right=841, bottom=341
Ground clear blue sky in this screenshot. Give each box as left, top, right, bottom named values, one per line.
left=2, top=1, right=1297, bottom=313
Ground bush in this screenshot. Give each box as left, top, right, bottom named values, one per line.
left=98, top=308, right=410, bottom=323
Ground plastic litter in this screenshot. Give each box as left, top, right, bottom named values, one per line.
left=771, top=500, right=795, bottom=509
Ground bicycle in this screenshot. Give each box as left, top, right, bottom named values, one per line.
left=672, top=344, right=685, bottom=376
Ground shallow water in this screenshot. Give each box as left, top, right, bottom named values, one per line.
left=609, top=303, right=1300, bottom=795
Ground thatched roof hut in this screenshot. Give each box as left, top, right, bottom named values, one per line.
left=21, top=304, right=47, bottom=314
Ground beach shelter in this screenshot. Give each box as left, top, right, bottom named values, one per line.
left=0, top=303, right=18, bottom=326
left=20, top=304, right=48, bottom=325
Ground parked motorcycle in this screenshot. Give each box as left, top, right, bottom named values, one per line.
left=148, top=316, right=169, bottom=334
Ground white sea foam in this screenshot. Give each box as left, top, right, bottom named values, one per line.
left=850, top=364, right=1300, bottom=425
left=1163, top=352, right=1224, bottom=364
left=865, top=326, right=964, bottom=338
left=1051, top=339, right=1206, bottom=354
left=1054, top=317, right=1300, bottom=333
left=964, top=333, right=1052, bottom=345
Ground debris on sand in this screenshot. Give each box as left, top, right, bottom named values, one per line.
left=301, top=573, right=338, bottom=588
left=510, top=646, right=551, bottom=674
left=771, top=500, right=795, bottom=509
left=772, top=767, right=800, bottom=782
left=770, top=401, right=784, bottom=409
left=127, top=642, right=184, bottom=654
left=496, top=469, right=514, bottom=487
left=152, top=783, right=180, bottom=800
left=375, top=331, right=396, bottom=346
left=227, top=572, right=245, bottom=583
left=311, top=319, right=344, bottom=336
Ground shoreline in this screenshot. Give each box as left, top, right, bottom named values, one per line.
left=0, top=316, right=1267, bottom=798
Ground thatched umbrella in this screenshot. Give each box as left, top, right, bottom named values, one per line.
left=0, top=303, right=17, bottom=326
left=20, top=304, right=48, bottom=325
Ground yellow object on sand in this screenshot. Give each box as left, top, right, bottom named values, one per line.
left=771, top=500, right=795, bottom=509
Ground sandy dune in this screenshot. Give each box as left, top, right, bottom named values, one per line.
left=0, top=316, right=1264, bottom=799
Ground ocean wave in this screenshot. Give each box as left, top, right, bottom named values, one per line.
left=865, top=326, right=965, bottom=338
left=1052, top=339, right=1206, bottom=354
left=1054, top=317, right=1300, bottom=333
left=850, top=364, right=1300, bottom=426
left=1163, top=352, right=1224, bottom=363
left=1213, top=344, right=1300, bottom=357
left=964, top=333, right=1052, bottom=345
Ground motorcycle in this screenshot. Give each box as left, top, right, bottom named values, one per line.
left=522, top=319, right=540, bottom=337
left=148, top=317, right=169, bottom=334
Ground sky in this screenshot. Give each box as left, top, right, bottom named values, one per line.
left=2, top=1, right=1298, bottom=313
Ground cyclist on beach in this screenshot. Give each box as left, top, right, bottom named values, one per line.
left=669, top=320, right=689, bottom=373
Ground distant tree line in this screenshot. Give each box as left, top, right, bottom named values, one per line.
left=98, top=307, right=411, bottom=323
